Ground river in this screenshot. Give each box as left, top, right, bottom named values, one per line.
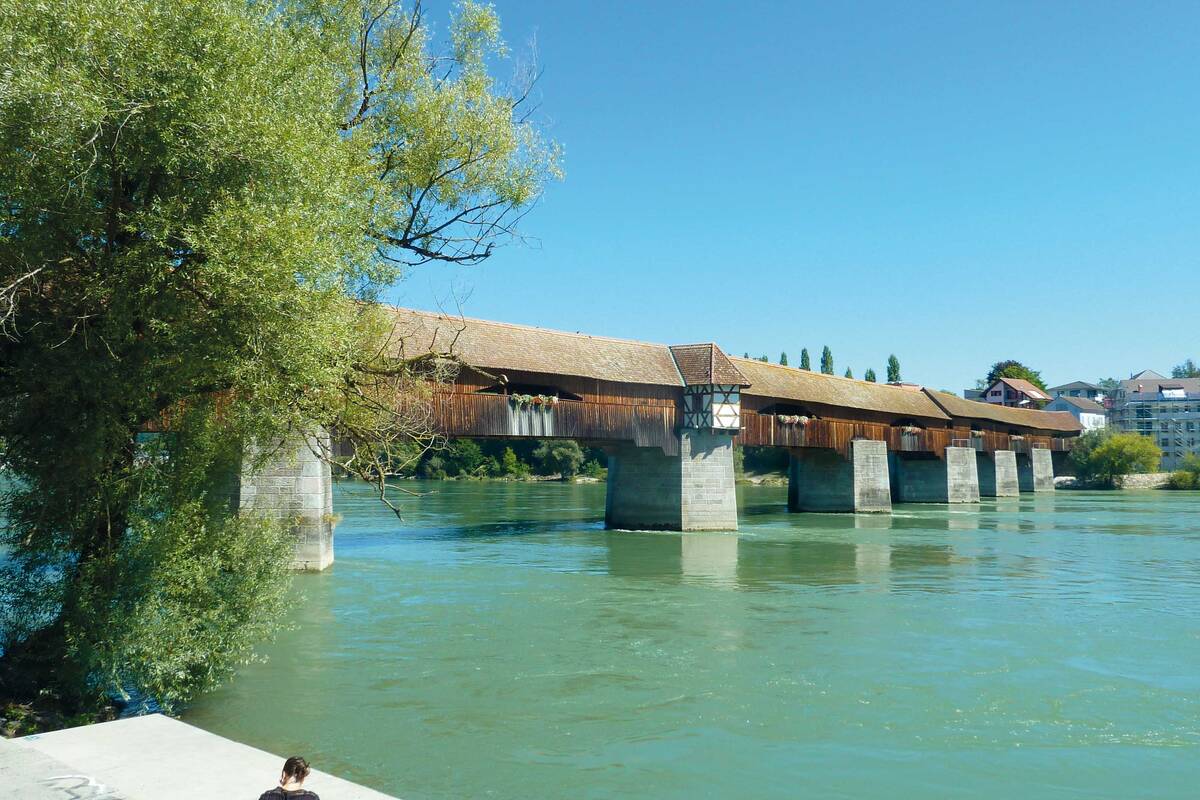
left=183, top=481, right=1200, bottom=799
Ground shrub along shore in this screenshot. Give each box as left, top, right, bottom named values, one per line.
left=1067, top=428, right=1200, bottom=490
left=388, top=440, right=791, bottom=484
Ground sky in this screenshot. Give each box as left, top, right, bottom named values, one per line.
left=390, top=0, right=1200, bottom=391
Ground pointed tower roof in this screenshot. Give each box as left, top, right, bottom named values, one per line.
left=669, top=343, right=749, bottom=386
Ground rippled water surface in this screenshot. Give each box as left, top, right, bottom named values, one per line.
left=184, top=481, right=1200, bottom=799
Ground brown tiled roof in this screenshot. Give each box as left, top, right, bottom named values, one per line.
left=733, top=359, right=950, bottom=421
left=1047, top=380, right=1102, bottom=393
left=384, top=307, right=687, bottom=386
left=989, top=377, right=1051, bottom=401
left=925, top=389, right=1082, bottom=433
left=1050, top=396, right=1107, bottom=413
left=669, top=344, right=749, bottom=387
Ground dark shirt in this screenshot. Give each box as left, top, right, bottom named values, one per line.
left=258, top=789, right=319, bottom=800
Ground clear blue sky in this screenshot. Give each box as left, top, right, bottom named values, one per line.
left=391, top=0, right=1200, bottom=391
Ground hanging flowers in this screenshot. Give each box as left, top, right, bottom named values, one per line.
left=902, top=425, right=922, bottom=435
left=777, top=414, right=809, bottom=426
left=509, top=394, right=558, bottom=409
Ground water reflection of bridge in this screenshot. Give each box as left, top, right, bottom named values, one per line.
left=602, top=527, right=959, bottom=591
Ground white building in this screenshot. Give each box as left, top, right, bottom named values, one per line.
left=1108, top=370, right=1200, bottom=470
left=1044, top=396, right=1107, bottom=431
left=1047, top=381, right=1107, bottom=403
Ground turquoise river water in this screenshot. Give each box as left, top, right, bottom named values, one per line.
left=184, top=481, right=1200, bottom=799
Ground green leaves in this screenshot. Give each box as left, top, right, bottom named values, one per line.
left=0, top=0, right=558, bottom=711
left=1070, top=429, right=1162, bottom=487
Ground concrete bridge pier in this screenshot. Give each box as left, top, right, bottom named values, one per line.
left=788, top=439, right=892, bottom=513
left=890, top=446, right=980, bottom=503
left=605, top=430, right=738, bottom=531
left=976, top=450, right=1020, bottom=497
left=237, top=429, right=335, bottom=570
left=1017, top=448, right=1055, bottom=492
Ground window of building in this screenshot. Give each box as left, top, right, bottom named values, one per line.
left=1161, top=438, right=1170, bottom=447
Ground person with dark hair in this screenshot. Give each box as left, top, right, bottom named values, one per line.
left=258, top=756, right=319, bottom=799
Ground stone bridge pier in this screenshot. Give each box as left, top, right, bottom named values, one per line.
left=787, top=440, right=892, bottom=513
left=604, top=373, right=744, bottom=532
left=236, top=430, right=335, bottom=571
left=889, top=446, right=980, bottom=503
left=605, top=430, right=738, bottom=531
left=1017, top=448, right=1055, bottom=492
left=976, top=449, right=1020, bottom=497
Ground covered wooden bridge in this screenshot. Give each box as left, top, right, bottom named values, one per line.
left=388, top=308, right=1079, bottom=530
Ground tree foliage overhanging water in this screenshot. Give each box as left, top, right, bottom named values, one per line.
left=0, top=0, right=558, bottom=715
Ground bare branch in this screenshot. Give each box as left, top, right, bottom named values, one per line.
left=0, top=265, right=45, bottom=339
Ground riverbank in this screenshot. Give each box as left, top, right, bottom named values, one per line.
left=1055, top=472, right=1173, bottom=490
left=2, top=714, right=397, bottom=799
left=1, top=700, right=116, bottom=739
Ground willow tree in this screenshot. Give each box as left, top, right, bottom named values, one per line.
left=0, top=0, right=558, bottom=712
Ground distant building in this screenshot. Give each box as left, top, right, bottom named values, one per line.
left=962, top=388, right=983, bottom=401
left=981, top=377, right=1051, bottom=408
left=1047, top=381, right=1107, bottom=403
left=1044, top=396, right=1107, bottom=431
left=1108, top=370, right=1200, bottom=470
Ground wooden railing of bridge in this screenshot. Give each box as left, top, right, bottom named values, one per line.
left=737, top=410, right=1070, bottom=456
left=431, top=392, right=681, bottom=455
left=430, top=393, right=1072, bottom=458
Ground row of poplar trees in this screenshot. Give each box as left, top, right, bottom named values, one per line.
left=746, top=349, right=902, bottom=383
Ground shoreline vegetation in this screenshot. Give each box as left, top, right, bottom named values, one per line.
left=1066, top=428, right=1200, bottom=490
left=379, top=439, right=794, bottom=485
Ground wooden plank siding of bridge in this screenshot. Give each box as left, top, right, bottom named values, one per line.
left=391, top=306, right=1082, bottom=457
left=737, top=411, right=1071, bottom=457
left=431, top=379, right=682, bottom=455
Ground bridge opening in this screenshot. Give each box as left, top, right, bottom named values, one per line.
left=758, top=402, right=817, bottom=418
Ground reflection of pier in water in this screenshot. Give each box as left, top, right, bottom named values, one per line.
left=602, top=522, right=960, bottom=591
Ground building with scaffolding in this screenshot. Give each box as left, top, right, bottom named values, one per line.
left=1108, top=370, right=1200, bottom=470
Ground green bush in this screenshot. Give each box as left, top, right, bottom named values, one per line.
left=419, top=455, right=447, bottom=479
left=1167, top=470, right=1196, bottom=490
left=500, top=447, right=530, bottom=478
left=1165, top=454, right=1200, bottom=490
left=532, top=440, right=585, bottom=478
left=581, top=459, right=606, bottom=480
left=446, top=439, right=485, bottom=476
left=1072, top=431, right=1161, bottom=487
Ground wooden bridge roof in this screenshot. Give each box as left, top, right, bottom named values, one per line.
left=732, top=358, right=952, bottom=422
left=387, top=307, right=690, bottom=386
left=923, top=389, right=1083, bottom=433
left=387, top=306, right=1081, bottom=435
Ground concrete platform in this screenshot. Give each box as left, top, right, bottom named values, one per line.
left=2, top=714, right=398, bottom=799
